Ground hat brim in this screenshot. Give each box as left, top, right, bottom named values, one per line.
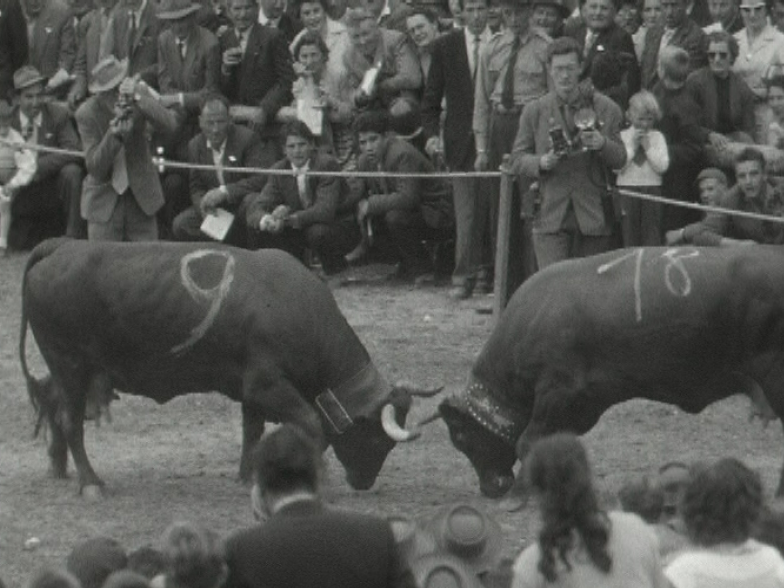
left=157, top=4, right=200, bottom=19
left=88, top=66, right=128, bottom=94
left=410, top=554, right=482, bottom=588
left=426, top=505, right=504, bottom=574
left=15, top=75, right=47, bottom=92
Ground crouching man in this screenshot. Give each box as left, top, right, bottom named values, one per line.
left=351, top=110, right=453, bottom=282
left=245, top=120, right=360, bottom=274
left=174, top=96, right=268, bottom=246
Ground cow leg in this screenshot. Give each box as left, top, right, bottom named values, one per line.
left=239, top=365, right=323, bottom=481
left=239, top=402, right=266, bottom=483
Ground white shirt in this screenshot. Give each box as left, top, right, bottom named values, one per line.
left=292, top=159, right=310, bottom=206
left=207, top=138, right=227, bottom=186
left=465, top=27, right=491, bottom=80
left=616, top=127, right=669, bottom=187
left=128, top=0, right=147, bottom=30
left=19, top=111, right=43, bottom=144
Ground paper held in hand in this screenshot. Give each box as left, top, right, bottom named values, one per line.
left=200, top=208, right=235, bottom=241
left=229, top=105, right=263, bottom=122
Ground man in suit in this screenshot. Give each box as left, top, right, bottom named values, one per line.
left=172, top=97, right=267, bottom=245
left=509, top=36, right=626, bottom=269
left=75, top=56, right=179, bottom=241
left=100, top=0, right=161, bottom=85
left=22, top=0, right=76, bottom=93
left=220, top=0, right=295, bottom=164
left=0, top=0, right=29, bottom=100
left=640, top=0, right=708, bottom=88
left=9, top=65, right=83, bottom=248
left=565, top=0, right=640, bottom=108
left=67, top=0, right=119, bottom=109
left=258, top=0, right=302, bottom=44
left=223, top=423, right=416, bottom=588
left=245, top=120, right=359, bottom=274
left=422, top=0, right=492, bottom=300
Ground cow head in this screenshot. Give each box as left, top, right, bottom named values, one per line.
left=438, top=386, right=519, bottom=498
left=320, top=365, right=441, bottom=490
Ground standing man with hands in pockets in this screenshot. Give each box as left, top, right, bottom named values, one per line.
left=509, top=36, right=626, bottom=269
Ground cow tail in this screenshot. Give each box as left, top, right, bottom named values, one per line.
left=20, top=239, right=67, bottom=436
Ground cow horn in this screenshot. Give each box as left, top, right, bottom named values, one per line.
left=415, top=410, right=442, bottom=427
left=381, top=404, right=420, bottom=442
left=393, top=381, right=444, bottom=398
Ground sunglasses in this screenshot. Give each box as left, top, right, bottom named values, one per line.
left=708, top=51, right=730, bottom=59
left=740, top=4, right=766, bottom=12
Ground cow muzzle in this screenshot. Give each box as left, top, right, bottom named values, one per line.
left=480, top=472, right=515, bottom=498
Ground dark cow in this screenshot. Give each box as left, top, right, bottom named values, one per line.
left=437, top=246, right=784, bottom=499
left=20, top=239, right=435, bottom=496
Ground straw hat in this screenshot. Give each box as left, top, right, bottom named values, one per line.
left=424, top=503, right=503, bottom=574
left=89, top=57, right=129, bottom=94
left=388, top=515, right=439, bottom=566
left=157, top=0, right=201, bottom=20
left=13, top=65, right=46, bottom=92
left=410, top=554, right=483, bottom=588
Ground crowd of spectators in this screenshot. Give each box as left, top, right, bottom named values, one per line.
left=2, top=0, right=784, bottom=290
left=9, top=427, right=784, bottom=588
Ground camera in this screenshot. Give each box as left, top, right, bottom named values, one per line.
left=549, top=125, right=571, bottom=157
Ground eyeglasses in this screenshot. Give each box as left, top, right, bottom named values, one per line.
left=740, top=4, right=766, bottom=12
left=707, top=51, right=730, bottom=59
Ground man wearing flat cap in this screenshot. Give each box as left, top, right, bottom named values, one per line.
left=8, top=64, right=83, bottom=248
left=75, top=56, right=178, bottom=241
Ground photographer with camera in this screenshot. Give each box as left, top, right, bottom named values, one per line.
left=75, top=56, right=178, bottom=241
left=508, top=36, right=626, bottom=270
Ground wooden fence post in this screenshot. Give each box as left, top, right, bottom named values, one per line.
left=493, top=157, right=514, bottom=319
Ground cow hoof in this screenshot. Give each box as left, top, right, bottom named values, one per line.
left=82, top=485, right=103, bottom=501
left=499, top=494, right=528, bottom=513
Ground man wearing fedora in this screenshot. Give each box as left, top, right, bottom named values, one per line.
left=99, top=0, right=161, bottom=86
left=8, top=65, right=84, bottom=248
left=156, top=0, right=222, bottom=234
left=75, top=56, right=178, bottom=241
left=220, top=0, right=295, bottom=165
left=223, top=424, right=416, bottom=588
left=0, top=0, right=29, bottom=100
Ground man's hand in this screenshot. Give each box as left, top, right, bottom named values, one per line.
left=67, top=85, right=85, bottom=110
left=159, top=94, right=181, bottom=108
left=708, top=132, right=729, bottom=151
left=46, top=68, right=72, bottom=90
left=110, top=116, right=133, bottom=142
left=271, top=204, right=291, bottom=220
left=474, top=152, right=489, bottom=171
left=425, top=137, right=442, bottom=158
left=259, top=213, right=284, bottom=233
left=539, top=150, right=560, bottom=171
left=222, top=46, right=242, bottom=69
left=499, top=154, right=514, bottom=175
left=579, top=129, right=606, bottom=151
left=119, top=77, right=137, bottom=97
left=250, top=107, right=267, bottom=135
left=665, top=228, right=684, bottom=245
left=353, top=89, right=372, bottom=108
left=200, top=187, right=227, bottom=217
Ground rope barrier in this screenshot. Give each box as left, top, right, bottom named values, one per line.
left=6, top=139, right=784, bottom=225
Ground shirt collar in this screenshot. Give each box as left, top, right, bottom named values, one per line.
left=377, top=0, right=391, bottom=21
left=291, top=159, right=310, bottom=173
left=19, top=111, right=43, bottom=129
left=258, top=10, right=280, bottom=26
left=130, top=0, right=147, bottom=19
left=465, top=27, right=490, bottom=43
left=206, top=138, right=227, bottom=153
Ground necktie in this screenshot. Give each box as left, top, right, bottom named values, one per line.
left=23, top=121, right=35, bottom=142
left=214, top=150, right=225, bottom=185
left=128, top=11, right=136, bottom=55
left=472, top=36, right=480, bottom=86
left=238, top=30, right=246, bottom=54
left=584, top=30, right=597, bottom=56
left=112, top=147, right=129, bottom=194
left=296, top=171, right=308, bottom=207
left=501, top=35, right=521, bottom=111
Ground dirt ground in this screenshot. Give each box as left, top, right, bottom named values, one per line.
left=2, top=248, right=784, bottom=588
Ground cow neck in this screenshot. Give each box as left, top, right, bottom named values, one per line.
left=331, top=362, right=391, bottom=420
left=463, top=379, right=522, bottom=445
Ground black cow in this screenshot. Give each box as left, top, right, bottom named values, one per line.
left=437, top=246, right=784, bottom=499
left=20, top=239, right=435, bottom=496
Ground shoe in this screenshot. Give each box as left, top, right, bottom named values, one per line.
left=449, top=283, right=473, bottom=300
left=345, top=240, right=370, bottom=265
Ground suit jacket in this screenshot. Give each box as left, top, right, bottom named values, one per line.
left=220, top=23, right=295, bottom=125
left=684, top=67, right=756, bottom=141
left=75, top=91, right=178, bottom=222
left=100, top=0, right=161, bottom=85
left=422, top=28, right=476, bottom=171
left=223, top=499, right=416, bottom=588
left=158, top=26, right=221, bottom=114
left=11, top=102, right=81, bottom=183
left=271, top=12, right=302, bottom=45
left=27, top=0, right=76, bottom=78
left=246, top=151, right=348, bottom=228
left=188, top=124, right=268, bottom=209
left=568, top=21, right=641, bottom=108
left=511, top=90, right=626, bottom=236
left=0, top=0, right=29, bottom=99
left=72, top=7, right=110, bottom=99
left=640, top=19, right=708, bottom=89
